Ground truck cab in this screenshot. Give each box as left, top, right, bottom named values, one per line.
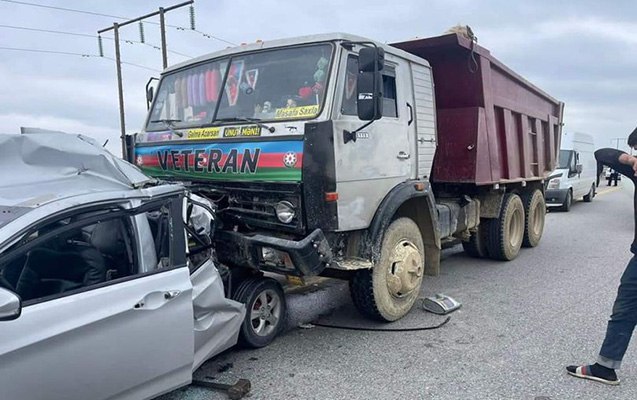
left=134, top=32, right=563, bottom=323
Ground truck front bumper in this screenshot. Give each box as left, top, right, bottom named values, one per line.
left=545, top=188, right=568, bottom=206
left=214, top=228, right=333, bottom=277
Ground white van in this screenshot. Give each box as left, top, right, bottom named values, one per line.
left=545, top=132, right=597, bottom=211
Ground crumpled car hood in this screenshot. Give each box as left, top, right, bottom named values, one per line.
left=0, top=132, right=153, bottom=191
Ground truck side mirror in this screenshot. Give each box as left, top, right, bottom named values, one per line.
left=359, top=47, right=384, bottom=72
left=576, top=164, right=583, bottom=174
left=357, top=71, right=383, bottom=120
left=0, top=288, right=21, bottom=321
left=356, top=47, right=385, bottom=121
left=146, top=86, right=154, bottom=105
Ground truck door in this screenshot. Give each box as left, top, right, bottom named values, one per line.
left=332, top=49, right=413, bottom=230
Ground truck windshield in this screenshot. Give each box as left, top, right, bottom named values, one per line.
left=146, top=44, right=333, bottom=132
left=557, top=150, right=573, bottom=169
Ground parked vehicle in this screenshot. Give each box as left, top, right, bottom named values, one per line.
left=605, top=167, right=621, bottom=185
left=134, top=32, right=563, bottom=324
left=0, top=133, right=283, bottom=400
left=545, top=132, right=597, bottom=211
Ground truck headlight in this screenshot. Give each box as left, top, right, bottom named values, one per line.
left=548, top=178, right=560, bottom=189
left=275, top=201, right=296, bottom=223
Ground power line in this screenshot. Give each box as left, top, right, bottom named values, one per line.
left=1, top=0, right=126, bottom=19
left=0, top=23, right=192, bottom=58
left=1, top=0, right=237, bottom=45
left=0, top=46, right=160, bottom=72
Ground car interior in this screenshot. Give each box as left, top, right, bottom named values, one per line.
left=0, top=208, right=172, bottom=304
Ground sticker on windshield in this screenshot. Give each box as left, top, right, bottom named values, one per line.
left=274, top=105, right=319, bottom=119
left=225, top=60, right=245, bottom=107
left=223, top=125, right=261, bottom=138
left=188, top=127, right=221, bottom=140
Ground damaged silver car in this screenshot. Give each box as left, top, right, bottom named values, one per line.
left=0, top=132, right=286, bottom=400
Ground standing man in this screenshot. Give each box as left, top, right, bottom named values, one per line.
left=567, top=128, right=637, bottom=385
left=608, top=169, right=619, bottom=187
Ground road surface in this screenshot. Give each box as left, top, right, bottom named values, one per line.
left=159, top=182, right=636, bottom=400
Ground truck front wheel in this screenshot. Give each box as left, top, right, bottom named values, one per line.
left=350, top=218, right=424, bottom=322
left=487, top=193, right=525, bottom=261
left=522, top=189, right=546, bottom=248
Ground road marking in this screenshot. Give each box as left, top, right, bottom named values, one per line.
left=597, top=186, right=622, bottom=196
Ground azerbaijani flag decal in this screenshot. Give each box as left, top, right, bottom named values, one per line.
left=135, top=140, right=303, bottom=182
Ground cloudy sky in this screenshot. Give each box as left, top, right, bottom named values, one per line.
left=0, top=0, right=635, bottom=155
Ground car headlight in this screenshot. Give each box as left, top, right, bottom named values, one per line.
left=548, top=178, right=560, bottom=189
left=275, top=201, right=296, bottom=223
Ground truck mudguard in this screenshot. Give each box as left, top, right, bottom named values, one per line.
left=359, top=181, right=440, bottom=264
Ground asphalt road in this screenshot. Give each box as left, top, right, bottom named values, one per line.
left=159, top=182, right=636, bottom=400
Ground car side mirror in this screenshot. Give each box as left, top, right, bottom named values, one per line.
left=576, top=164, right=583, bottom=174
left=0, top=288, right=21, bottom=321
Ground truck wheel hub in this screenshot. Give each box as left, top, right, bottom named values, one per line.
left=386, top=240, right=423, bottom=298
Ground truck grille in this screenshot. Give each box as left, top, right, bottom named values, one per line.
left=221, top=184, right=303, bottom=232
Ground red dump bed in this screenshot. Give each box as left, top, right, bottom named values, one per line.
left=392, top=34, right=564, bottom=186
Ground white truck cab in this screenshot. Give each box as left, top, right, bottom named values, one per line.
left=545, top=132, right=597, bottom=211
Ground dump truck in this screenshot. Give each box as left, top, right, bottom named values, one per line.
left=133, top=32, right=563, bottom=329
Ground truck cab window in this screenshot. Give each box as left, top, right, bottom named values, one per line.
left=341, top=55, right=398, bottom=118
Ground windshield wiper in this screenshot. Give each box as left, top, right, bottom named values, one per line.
left=214, top=117, right=275, bottom=133
left=150, top=119, right=184, bottom=137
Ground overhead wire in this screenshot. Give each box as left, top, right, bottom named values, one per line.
left=0, top=23, right=192, bottom=58
left=0, top=46, right=161, bottom=72
left=0, top=0, right=237, bottom=45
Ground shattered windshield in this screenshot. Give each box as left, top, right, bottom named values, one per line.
left=146, top=43, right=333, bottom=132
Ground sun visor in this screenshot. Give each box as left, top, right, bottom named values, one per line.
left=0, top=132, right=154, bottom=190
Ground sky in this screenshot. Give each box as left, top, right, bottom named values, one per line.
left=0, top=0, right=635, bottom=155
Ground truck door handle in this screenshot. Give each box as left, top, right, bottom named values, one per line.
left=406, top=102, right=414, bottom=126
left=397, top=151, right=410, bottom=160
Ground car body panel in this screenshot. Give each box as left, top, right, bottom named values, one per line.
left=0, top=267, right=195, bottom=400
left=191, top=260, right=245, bottom=370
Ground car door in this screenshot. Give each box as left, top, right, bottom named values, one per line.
left=0, top=197, right=194, bottom=400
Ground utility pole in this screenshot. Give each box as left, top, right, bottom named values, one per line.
left=97, top=0, right=194, bottom=158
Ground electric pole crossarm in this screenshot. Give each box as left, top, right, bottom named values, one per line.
left=97, top=0, right=193, bottom=34
left=97, top=0, right=194, bottom=159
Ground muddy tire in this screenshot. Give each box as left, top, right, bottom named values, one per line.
left=350, top=218, right=424, bottom=322
left=487, top=193, right=525, bottom=261
left=583, top=184, right=595, bottom=202
left=522, top=190, right=546, bottom=248
left=232, top=277, right=286, bottom=348
left=462, top=219, right=491, bottom=258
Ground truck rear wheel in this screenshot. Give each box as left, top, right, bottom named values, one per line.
left=350, top=218, right=424, bottom=322
left=522, top=190, right=545, bottom=248
left=462, top=220, right=491, bottom=258
left=232, top=277, right=286, bottom=348
left=487, top=193, right=525, bottom=261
